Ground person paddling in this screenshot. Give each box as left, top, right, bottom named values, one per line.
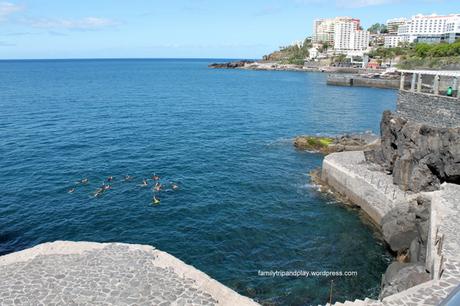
left=140, top=178, right=148, bottom=187
left=78, top=178, right=89, bottom=185
left=154, top=182, right=162, bottom=191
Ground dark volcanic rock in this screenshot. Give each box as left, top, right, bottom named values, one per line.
left=208, top=60, right=254, bottom=69
left=381, top=196, right=430, bottom=253
left=379, top=262, right=431, bottom=299
left=365, top=110, right=460, bottom=192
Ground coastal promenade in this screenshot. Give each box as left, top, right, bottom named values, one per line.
left=321, top=77, right=460, bottom=305
left=323, top=152, right=460, bottom=305
left=0, top=241, right=259, bottom=306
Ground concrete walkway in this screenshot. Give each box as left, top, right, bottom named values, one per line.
left=0, top=241, right=259, bottom=306
left=322, top=151, right=460, bottom=305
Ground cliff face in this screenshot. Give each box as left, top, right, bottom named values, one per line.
left=365, top=111, right=460, bottom=192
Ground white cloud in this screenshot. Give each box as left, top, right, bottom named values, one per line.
left=336, top=0, right=397, bottom=8
left=28, top=17, right=118, bottom=30
left=294, top=0, right=397, bottom=8
left=0, top=2, right=23, bottom=20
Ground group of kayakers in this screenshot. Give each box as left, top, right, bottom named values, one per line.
left=68, top=174, right=179, bottom=205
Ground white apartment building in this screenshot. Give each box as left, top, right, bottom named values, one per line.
left=312, top=17, right=360, bottom=45
left=334, top=21, right=370, bottom=52
left=397, top=14, right=460, bottom=44
left=384, top=35, right=405, bottom=48
left=386, top=18, right=406, bottom=35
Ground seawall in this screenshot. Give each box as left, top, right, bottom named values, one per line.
left=321, top=151, right=414, bottom=225
left=321, top=151, right=460, bottom=305
left=327, top=74, right=401, bottom=89
left=396, top=90, right=460, bottom=128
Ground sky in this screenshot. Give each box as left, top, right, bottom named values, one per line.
left=0, top=0, right=459, bottom=59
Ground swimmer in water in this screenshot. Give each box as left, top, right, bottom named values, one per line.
left=152, top=174, right=160, bottom=181
left=107, top=176, right=114, bottom=182
left=140, top=178, right=148, bottom=187
left=93, top=188, right=104, bottom=197
left=124, top=175, right=133, bottom=181
left=154, top=182, right=162, bottom=192
left=78, top=178, right=89, bottom=185
left=103, top=184, right=111, bottom=191
left=171, top=183, right=179, bottom=190
left=68, top=188, right=75, bottom=194
left=152, top=195, right=160, bottom=205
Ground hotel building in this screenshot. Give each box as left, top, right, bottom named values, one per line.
left=312, top=17, right=360, bottom=45
left=397, top=14, right=460, bottom=44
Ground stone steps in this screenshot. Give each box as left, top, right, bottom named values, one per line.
left=325, top=297, right=380, bottom=306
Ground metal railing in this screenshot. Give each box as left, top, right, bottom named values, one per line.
left=398, top=70, right=460, bottom=98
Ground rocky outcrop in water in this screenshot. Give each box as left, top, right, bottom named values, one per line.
left=294, top=134, right=379, bottom=154
left=365, top=111, right=460, bottom=192
left=208, top=61, right=254, bottom=69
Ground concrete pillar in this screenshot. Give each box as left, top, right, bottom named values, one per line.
left=417, top=73, right=422, bottom=93
left=400, top=73, right=405, bottom=90
left=434, top=75, right=440, bottom=95
left=454, top=77, right=459, bottom=98
left=411, top=73, right=417, bottom=92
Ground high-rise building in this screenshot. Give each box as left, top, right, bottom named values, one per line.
left=386, top=18, right=407, bottom=35
left=397, top=14, right=460, bottom=44
left=334, top=21, right=370, bottom=52
left=312, top=17, right=360, bottom=45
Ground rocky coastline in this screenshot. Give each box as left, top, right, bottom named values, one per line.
left=293, top=133, right=380, bottom=154
left=308, top=91, right=460, bottom=305
left=209, top=60, right=401, bottom=90
left=208, top=60, right=387, bottom=75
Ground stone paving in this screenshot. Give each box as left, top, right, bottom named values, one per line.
left=0, top=241, right=259, bottom=306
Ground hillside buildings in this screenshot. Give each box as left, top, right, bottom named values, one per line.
left=386, top=18, right=407, bottom=35
left=398, top=14, right=460, bottom=43
left=313, top=17, right=370, bottom=54
left=313, top=17, right=360, bottom=45
left=384, top=34, right=405, bottom=48
left=384, top=14, right=460, bottom=47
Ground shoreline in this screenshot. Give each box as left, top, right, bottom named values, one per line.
left=209, top=60, right=400, bottom=90
left=310, top=88, right=460, bottom=305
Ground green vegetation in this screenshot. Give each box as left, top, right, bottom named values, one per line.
left=368, top=23, right=388, bottom=34
left=414, top=42, right=460, bottom=57
left=369, top=41, right=460, bottom=69
left=294, top=136, right=334, bottom=153
left=264, top=38, right=312, bottom=65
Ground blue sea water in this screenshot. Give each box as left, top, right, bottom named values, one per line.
left=0, top=59, right=397, bottom=305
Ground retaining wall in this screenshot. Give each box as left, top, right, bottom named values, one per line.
left=396, top=90, right=460, bottom=128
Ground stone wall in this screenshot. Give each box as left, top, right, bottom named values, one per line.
left=327, top=74, right=401, bottom=89
left=396, top=91, right=460, bottom=128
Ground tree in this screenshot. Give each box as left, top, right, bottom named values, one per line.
left=368, top=23, right=388, bottom=34
left=415, top=43, right=431, bottom=57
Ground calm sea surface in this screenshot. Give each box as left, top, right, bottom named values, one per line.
left=0, top=59, right=396, bottom=305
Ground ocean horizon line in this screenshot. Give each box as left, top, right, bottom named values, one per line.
left=0, top=57, right=256, bottom=62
